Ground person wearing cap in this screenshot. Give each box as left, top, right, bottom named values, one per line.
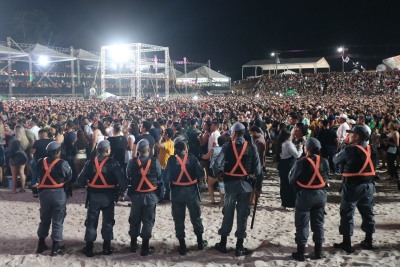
left=335, top=114, right=350, bottom=174
left=289, top=137, right=329, bottom=261
left=133, top=121, right=156, bottom=158
left=163, top=137, right=207, bottom=255
left=126, top=139, right=162, bottom=256
left=333, top=125, right=377, bottom=253
left=36, top=141, right=73, bottom=256
left=31, top=129, right=53, bottom=197
left=212, top=122, right=263, bottom=256
left=76, top=140, right=127, bottom=257
left=186, top=118, right=202, bottom=160
left=336, top=114, right=350, bottom=146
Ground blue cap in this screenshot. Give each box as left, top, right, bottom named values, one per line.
left=46, top=141, right=61, bottom=151
left=305, top=137, right=321, bottom=150
left=231, top=122, right=245, bottom=132
left=137, top=139, right=150, bottom=150
left=97, top=140, right=110, bottom=150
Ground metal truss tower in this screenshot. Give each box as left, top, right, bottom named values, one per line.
left=100, top=43, right=170, bottom=100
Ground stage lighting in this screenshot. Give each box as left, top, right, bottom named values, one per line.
left=110, top=45, right=131, bottom=63
left=337, top=47, right=344, bottom=53
left=38, top=55, right=49, bottom=66
left=193, top=95, right=199, bottom=101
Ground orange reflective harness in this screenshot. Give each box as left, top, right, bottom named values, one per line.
left=87, top=157, right=116, bottom=189
left=296, top=155, right=326, bottom=189
left=172, top=154, right=197, bottom=186
left=342, top=145, right=375, bottom=177
left=38, top=158, right=64, bottom=189
left=225, top=141, right=248, bottom=177
left=135, top=158, right=157, bottom=192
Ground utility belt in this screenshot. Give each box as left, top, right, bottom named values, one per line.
left=342, top=177, right=374, bottom=186
left=223, top=174, right=255, bottom=186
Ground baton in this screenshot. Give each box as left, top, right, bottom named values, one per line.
left=250, top=193, right=259, bottom=229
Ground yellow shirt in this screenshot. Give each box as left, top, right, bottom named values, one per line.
left=158, top=140, right=174, bottom=169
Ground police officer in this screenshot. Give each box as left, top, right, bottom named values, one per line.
left=163, top=137, right=207, bottom=255
left=212, top=122, right=263, bottom=256
left=127, top=139, right=162, bottom=256
left=36, top=141, right=72, bottom=256
left=333, top=125, right=377, bottom=253
left=76, top=140, right=127, bottom=257
left=289, top=137, right=329, bottom=261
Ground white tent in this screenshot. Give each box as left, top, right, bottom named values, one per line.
left=383, top=55, right=400, bottom=70
left=242, top=57, right=330, bottom=78
left=281, top=70, right=298, bottom=75
left=97, top=92, right=118, bottom=100
left=24, top=43, right=75, bottom=63
left=176, top=66, right=230, bottom=84
left=75, top=49, right=100, bottom=62
left=0, top=44, right=28, bottom=60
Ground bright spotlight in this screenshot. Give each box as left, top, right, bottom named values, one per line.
left=110, top=45, right=131, bottom=63
left=271, top=52, right=276, bottom=57
left=255, top=93, right=260, bottom=98
left=38, top=55, right=49, bottom=66
left=193, top=95, right=199, bottom=101
left=337, top=47, right=344, bottom=53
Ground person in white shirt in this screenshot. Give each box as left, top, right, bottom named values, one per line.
left=208, top=120, right=221, bottom=151
left=336, top=114, right=350, bottom=145
left=29, top=116, right=41, bottom=140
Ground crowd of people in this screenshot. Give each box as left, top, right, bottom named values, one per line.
left=0, top=75, right=398, bottom=260
left=250, top=70, right=400, bottom=95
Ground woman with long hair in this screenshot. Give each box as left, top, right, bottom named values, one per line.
left=90, top=120, right=106, bottom=153
left=50, top=124, right=64, bottom=144
left=277, top=128, right=303, bottom=208
left=7, top=125, right=29, bottom=193
left=73, top=129, right=90, bottom=175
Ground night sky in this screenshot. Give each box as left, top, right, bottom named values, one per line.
left=1, top=0, right=400, bottom=79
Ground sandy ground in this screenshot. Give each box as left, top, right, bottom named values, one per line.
left=0, top=157, right=399, bottom=267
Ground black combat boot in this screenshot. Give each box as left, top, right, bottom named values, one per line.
left=314, top=242, right=323, bottom=259
left=102, top=240, right=114, bottom=255
left=360, top=233, right=374, bottom=250
left=130, top=237, right=138, bottom=253
left=334, top=235, right=354, bottom=253
left=178, top=239, right=187, bottom=255
left=140, top=238, right=155, bottom=256
left=215, top=236, right=228, bottom=253
left=36, top=238, right=48, bottom=254
left=82, top=241, right=94, bottom=257
left=235, top=238, right=250, bottom=256
left=50, top=241, right=64, bottom=256
left=292, top=244, right=305, bottom=261
left=197, top=234, right=208, bottom=250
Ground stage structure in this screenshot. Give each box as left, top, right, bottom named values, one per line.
left=100, top=43, right=170, bottom=100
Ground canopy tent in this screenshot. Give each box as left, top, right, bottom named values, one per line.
left=97, top=92, right=118, bottom=100
left=284, top=89, right=299, bottom=96
left=383, top=55, right=400, bottom=70
left=74, top=49, right=100, bottom=62
left=0, top=44, right=28, bottom=60
left=176, top=66, right=230, bottom=84
left=23, top=43, right=75, bottom=63
left=281, top=70, right=298, bottom=75
left=242, top=57, right=330, bottom=78
left=170, top=67, right=183, bottom=79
